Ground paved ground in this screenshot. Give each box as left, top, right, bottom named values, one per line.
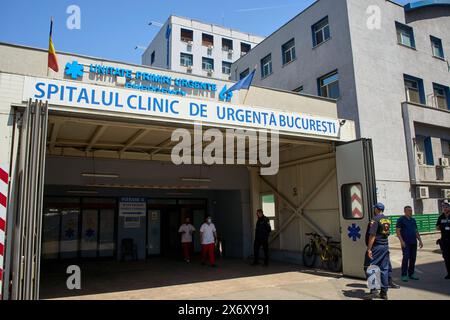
left=40, top=234, right=450, bottom=300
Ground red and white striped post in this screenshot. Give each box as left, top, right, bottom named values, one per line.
left=0, top=164, right=9, bottom=300
left=351, top=185, right=363, bottom=219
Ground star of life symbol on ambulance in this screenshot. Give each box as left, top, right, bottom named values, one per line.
left=65, top=60, right=84, bottom=79
left=347, top=223, right=361, bottom=241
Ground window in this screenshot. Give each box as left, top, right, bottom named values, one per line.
left=222, top=61, right=231, bottom=75
left=433, top=83, right=450, bottom=110
left=150, top=51, right=155, bottom=65
left=318, top=70, right=340, bottom=99
left=180, top=53, right=193, bottom=67
left=260, top=54, right=272, bottom=78
left=341, top=184, right=364, bottom=219
left=312, top=16, right=330, bottom=47
left=396, top=22, right=415, bottom=48
left=431, top=36, right=444, bottom=59
left=416, top=135, right=434, bottom=165
left=282, top=38, right=296, bottom=65
left=404, top=74, right=425, bottom=104
left=202, top=33, right=214, bottom=47
left=202, top=57, right=214, bottom=71
left=293, top=86, right=304, bottom=93
left=180, top=28, right=193, bottom=42
left=222, top=38, right=233, bottom=51
left=241, top=42, right=251, bottom=55
left=240, top=68, right=249, bottom=79
left=261, top=194, right=276, bottom=230
left=415, top=136, right=426, bottom=165
left=441, top=139, right=450, bottom=163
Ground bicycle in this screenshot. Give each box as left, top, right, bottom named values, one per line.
left=302, top=232, right=342, bottom=272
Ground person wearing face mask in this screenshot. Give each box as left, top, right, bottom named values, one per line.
left=436, top=201, right=450, bottom=279
left=178, top=217, right=196, bottom=263
left=200, top=216, right=218, bottom=267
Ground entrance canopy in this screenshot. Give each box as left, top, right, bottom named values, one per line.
left=46, top=114, right=331, bottom=164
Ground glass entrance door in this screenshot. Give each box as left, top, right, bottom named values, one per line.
left=60, top=208, right=80, bottom=259
left=42, top=197, right=117, bottom=260
left=80, top=209, right=98, bottom=258
left=99, top=209, right=115, bottom=257
left=147, top=209, right=161, bottom=255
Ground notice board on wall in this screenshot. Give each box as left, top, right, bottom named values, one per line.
left=119, top=197, right=146, bottom=217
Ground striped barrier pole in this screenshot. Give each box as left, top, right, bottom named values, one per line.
left=0, top=164, right=9, bottom=300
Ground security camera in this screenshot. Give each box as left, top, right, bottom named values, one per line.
left=339, top=120, right=346, bottom=126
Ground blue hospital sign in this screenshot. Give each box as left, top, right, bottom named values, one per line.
left=22, top=77, right=340, bottom=138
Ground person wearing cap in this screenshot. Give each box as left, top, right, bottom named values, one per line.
left=364, top=227, right=400, bottom=290
left=396, top=206, right=423, bottom=282
left=436, top=201, right=450, bottom=279
left=364, top=202, right=392, bottom=300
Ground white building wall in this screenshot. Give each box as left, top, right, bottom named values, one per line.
left=142, top=15, right=264, bottom=80
left=142, top=21, right=171, bottom=69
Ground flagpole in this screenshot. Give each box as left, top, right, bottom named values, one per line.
left=242, top=88, right=251, bottom=105
left=243, top=64, right=257, bottom=104
left=47, top=17, right=53, bottom=77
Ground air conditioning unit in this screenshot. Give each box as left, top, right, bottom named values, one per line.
left=439, top=157, right=449, bottom=167
left=417, top=152, right=425, bottom=165
left=442, top=189, right=450, bottom=199
left=416, top=186, right=429, bottom=199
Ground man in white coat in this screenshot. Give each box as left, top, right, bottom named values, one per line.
left=200, top=216, right=217, bottom=267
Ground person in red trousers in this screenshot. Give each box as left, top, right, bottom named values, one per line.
left=200, top=216, right=217, bottom=267
left=178, top=217, right=196, bottom=263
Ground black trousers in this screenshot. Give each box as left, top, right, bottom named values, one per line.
left=442, top=239, right=450, bottom=275
left=254, top=238, right=269, bottom=265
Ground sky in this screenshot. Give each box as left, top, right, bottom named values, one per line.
left=0, top=0, right=411, bottom=65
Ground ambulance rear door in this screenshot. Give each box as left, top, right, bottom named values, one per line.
left=336, top=139, right=377, bottom=279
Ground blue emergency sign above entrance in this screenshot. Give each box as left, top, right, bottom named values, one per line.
left=22, top=77, right=340, bottom=138
left=64, top=60, right=218, bottom=98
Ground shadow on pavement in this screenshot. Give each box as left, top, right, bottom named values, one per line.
left=345, top=283, right=367, bottom=289
left=390, top=260, right=450, bottom=296
left=40, top=257, right=337, bottom=299
left=341, top=288, right=367, bottom=299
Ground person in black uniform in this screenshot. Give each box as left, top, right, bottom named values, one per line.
left=364, top=203, right=392, bottom=300
left=436, top=201, right=450, bottom=279
left=251, top=209, right=272, bottom=266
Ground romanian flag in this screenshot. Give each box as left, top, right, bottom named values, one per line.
left=48, top=18, right=59, bottom=72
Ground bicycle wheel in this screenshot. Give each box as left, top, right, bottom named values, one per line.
left=302, top=243, right=316, bottom=267
left=326, top=246, right=342, bottom=272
